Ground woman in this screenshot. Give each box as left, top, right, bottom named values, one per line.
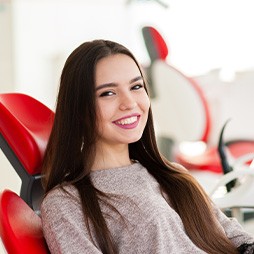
left=41, top=39, right=254, bottom=254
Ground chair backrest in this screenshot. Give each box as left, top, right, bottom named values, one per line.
left=0, top=93, right=54, bottom=212
left=150, top=60, right=211, bottom=143
left=0, top=189, right=49, bottom=254
left=142, top=26, right=211, bottom=143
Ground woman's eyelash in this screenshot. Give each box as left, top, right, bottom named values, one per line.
left=99, top=91, right=115, bottom=97
left=131, top=84, right=144, bottom=90
left=99, top=84, right=144, bottom=97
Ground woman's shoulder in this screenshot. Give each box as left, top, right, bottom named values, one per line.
left=43, top=184, right=78, bottom=199
left=41, top=184, right=80, bottom=213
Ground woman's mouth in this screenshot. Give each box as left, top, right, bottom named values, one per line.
left=113, top=115, right=140, bottom=129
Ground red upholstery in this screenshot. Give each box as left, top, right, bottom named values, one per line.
left=226, top=140, right=254, bottom=158
left=148, top=26, right=168, bottom=60
left=142, top=26, right=168, bottom=61
left=176, top=147, right=222, bottom=173
left=0, top=93, right=54, bottom=175
left=0, top=93, right=53, bottom=252
left=0, top=190, right=49, bottom=254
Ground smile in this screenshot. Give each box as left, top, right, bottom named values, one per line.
left=113, top=115, right=140, bottom=129
left=115, top=116, right=138, bottom=125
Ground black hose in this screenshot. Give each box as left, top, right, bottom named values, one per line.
left=218, top=119, right=236, bottom=192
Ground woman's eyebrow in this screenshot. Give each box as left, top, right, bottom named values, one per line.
left=96, top=76, right=143, bottom=91
left=95, top=83, right=117, bottom=91
left=129, top=76, right=143, bottom=84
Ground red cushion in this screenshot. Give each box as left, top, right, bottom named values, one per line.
left=0, top=93, right=54, bottom=175
left=227, top=140, right=254, bottom=158
left=0, top=190, right=49, bottom=254
left=176, top=146, right=222, bottom=173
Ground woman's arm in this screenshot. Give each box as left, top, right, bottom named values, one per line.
left=214, top=206, right=254, bottom=253
left=41, top=186, right=102, bottom=254
left=237, top=243, right=254, bottom=254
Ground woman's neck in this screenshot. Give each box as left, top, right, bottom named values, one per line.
left=91, top=143, right=132, bottom=171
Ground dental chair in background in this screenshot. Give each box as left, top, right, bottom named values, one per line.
left=0, top=93, right=53, bottom=253
left=141, top=26, right=254, bottom=176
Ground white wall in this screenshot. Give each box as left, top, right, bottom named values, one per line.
left=6, top=0, right=254, bottom=105
left=0, top=1, right=14, bottom=92
left=12, top=0, right=133, bottom=108
left=0, top=0, right=20, bottom=200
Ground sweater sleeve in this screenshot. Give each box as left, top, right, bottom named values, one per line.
left=237, top=243, right=254, bottom=254
left=41, top=187, right=102, bottom=254
left=214, top=206, right=254, bottom=250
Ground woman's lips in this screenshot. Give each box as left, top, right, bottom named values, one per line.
left=113, top=115, right=140, bottom=129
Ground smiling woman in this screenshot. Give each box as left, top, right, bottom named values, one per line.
left=40, top=39, right=254, bottom=254
left=94, top=54, right=150, bottom=162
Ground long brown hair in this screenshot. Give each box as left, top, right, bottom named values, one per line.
left=42, top=40, right=238, bottom=254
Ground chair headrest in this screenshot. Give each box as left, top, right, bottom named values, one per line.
left=142, top=26, right=168, bottom=62
left=0, top=93, right=54, bottom=175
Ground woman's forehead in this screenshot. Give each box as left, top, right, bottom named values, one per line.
left=95, top=54, right=141, bottom=86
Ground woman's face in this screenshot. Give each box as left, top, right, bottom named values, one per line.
left=95, top=53, right=150, bottom=149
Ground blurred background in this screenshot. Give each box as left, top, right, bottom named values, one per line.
left=1, top=0, right=254, bottom=252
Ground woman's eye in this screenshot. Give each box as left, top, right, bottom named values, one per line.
left=131, top=84, right=143, bottom=90
left=99, top=91, right=115, bottom=97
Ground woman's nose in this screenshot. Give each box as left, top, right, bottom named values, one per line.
left=119, top=93, right=137, bottom=111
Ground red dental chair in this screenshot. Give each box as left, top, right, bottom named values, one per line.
left=0, top=93, right=53, bottom=253
left=142, top=26, right=254, bottom=174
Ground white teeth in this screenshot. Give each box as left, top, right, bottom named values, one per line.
left=116, top=116, right=137, bottom=125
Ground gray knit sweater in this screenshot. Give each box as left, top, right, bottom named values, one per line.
left=41, top=162, right=254, bottom=253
